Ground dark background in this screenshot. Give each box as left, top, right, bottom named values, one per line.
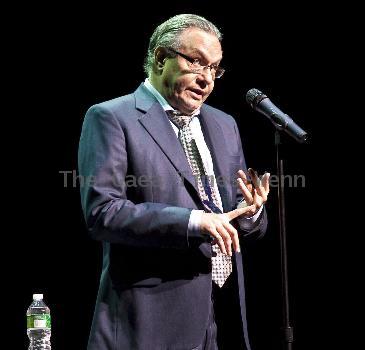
left=8, top=2, right=345, bottom=349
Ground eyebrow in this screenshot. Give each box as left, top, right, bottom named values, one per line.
left=190, top=48, right=222, bottom=65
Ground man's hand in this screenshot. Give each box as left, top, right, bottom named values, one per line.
left=200, top=206, right=256, bottom=256
left=237, top=168, right=270, bottom=216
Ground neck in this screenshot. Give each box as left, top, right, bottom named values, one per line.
left=149, top=75, right=166, bottom=99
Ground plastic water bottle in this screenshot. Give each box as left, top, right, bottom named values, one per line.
left=26, top=294, right=51, bottom=349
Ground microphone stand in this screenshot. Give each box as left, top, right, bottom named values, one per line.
left=275, top=130, right=294, bottom=350
left=245, top=87, right=307, bottom=349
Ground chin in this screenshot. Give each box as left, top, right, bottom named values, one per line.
left=185, top=100, right=202, bottom=111
left=182, top=105, right=199, bottom=114
left=174, top=96, right=202, bottom=114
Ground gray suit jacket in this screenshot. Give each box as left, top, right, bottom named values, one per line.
left=78, top=84, right=267, bottom=350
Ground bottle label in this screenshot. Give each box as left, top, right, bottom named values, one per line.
left=27, top=314, right=51, bottom=329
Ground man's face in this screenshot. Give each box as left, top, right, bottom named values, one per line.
left=159, top=28, right=222, bottom=114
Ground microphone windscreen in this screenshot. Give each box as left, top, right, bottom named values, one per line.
left=246, top=88, right=266, bottom=109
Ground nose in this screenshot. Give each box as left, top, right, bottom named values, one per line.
left=197, top=67, right=214, bottom=84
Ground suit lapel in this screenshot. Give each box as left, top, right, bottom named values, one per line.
left=134, top=84, right=233, bottom=211
left=135, top=85, right=199, bottom=194
left=199, top=106, right=232, bottom=212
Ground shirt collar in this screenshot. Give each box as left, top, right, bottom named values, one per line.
left=143, top=78, right=200, bottom=117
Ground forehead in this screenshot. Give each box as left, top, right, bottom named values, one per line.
left=178, top=28, right=222, bottom=61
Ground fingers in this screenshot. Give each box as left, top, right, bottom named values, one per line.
left=210, top=228, right=228, bottom=255
left=204, top=223, right=231, bottom=255
left=225, top=205, right=257, bottom=220
left=239, top=168, right=270, bottom=203
left=248, top=168, right=261, bottom=189
left=222, top=220, right=240, bottom=253
left=237, top=169, right=249, bottom=184
left=237, top=169, right=253, bottom=192
left=252, top=189, right=263, bottom=208
left=237, top=177, right=253, bottom=204
left=214, top=220, right=241, bottom=255
left=253, top=172, right=270, bottom=203
left=200, top=213, right=242, bottom=255
left=261, top=172, right=270, bottom=194
left=216, top=224, right=233, bottom=256
left=200, top=213, right=229, bottom=255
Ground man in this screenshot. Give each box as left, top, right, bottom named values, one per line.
left=78, top=14, right=270, bottom=350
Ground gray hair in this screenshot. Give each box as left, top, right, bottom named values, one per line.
left=144, top=14, right=222, bottom=77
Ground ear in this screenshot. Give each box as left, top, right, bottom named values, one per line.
left=154, top=47, right=169, bottom=71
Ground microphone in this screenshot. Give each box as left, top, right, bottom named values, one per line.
left=246, top=88, right=308, bottom=143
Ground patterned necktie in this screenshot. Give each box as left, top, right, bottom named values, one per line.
left=167, top=110, right=232, bottom=288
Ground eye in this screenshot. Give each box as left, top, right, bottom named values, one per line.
left=191, top=58, right=202, bottom=67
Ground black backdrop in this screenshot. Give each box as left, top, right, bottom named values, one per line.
left=9, top=3, right=343, bottom=349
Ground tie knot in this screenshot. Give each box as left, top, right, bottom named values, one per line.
left=167, top=110, right=193, bottom=129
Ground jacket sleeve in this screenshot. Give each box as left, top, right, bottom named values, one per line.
left=232, top=119, right=268, bottom=240
left=78, top=105, right=201, bottom=249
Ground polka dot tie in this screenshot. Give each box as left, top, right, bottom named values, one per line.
left=167, top=110, right=232, bottom=288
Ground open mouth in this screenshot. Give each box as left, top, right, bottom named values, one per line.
left=188, top=88, right=204, bottom=100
